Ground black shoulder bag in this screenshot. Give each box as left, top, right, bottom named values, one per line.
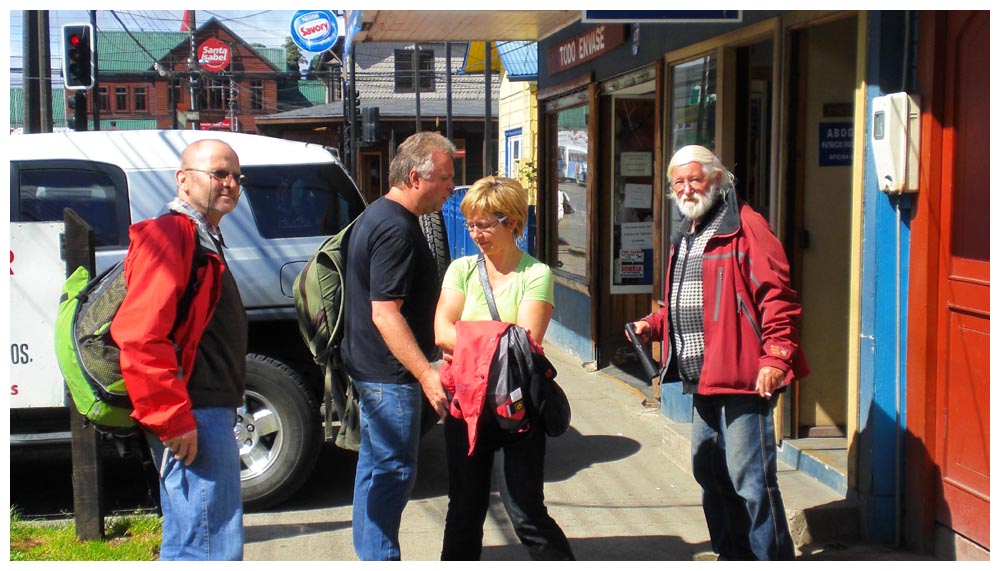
left=477, top=254, right=571, bottom=437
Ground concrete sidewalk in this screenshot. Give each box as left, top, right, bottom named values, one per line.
left=243, top=342, right=932, bottom=561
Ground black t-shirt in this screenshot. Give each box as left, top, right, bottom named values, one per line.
left=342, top=197, right=441, bottom=383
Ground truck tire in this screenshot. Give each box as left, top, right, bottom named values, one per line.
left=420, top=210, right=450, bottom=284
left=238, top=354, right=321, bottom=511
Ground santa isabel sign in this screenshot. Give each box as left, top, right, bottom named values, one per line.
left=198, top=38, right=231, bottom=72
left=547, top=24, right=626, bottom=75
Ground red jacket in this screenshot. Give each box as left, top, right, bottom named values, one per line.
left=644, top=191, right=808, bottom=395
left=110, top=213, right=225, bottom=439
left=439, top=320, right=524, bottom=454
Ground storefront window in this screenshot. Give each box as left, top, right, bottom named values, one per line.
left=669, top=55, right=717, bottom=153
left=611, top=97, right=656, bottom=293
left=553, top=105, right=589, bottom=279
left=661, top=55, right=718, bottom=302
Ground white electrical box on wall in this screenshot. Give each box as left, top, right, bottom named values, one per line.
left=871, top=92, right=921, bottom=193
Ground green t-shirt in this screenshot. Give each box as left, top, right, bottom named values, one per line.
left=442, top=253, right=554, bottom=323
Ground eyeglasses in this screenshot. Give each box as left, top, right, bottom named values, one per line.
left=185, top=168, right=248, bottom=187
left=671, top=176, right=707, bottom=193
left=465, top=216, right=508, bottom=233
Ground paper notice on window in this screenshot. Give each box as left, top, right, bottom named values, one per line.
left=620, top=249, right=644, bottom=263
left=623, top=183, right=652, bottom=209
left=618, top=251, right=645, bottom=279
left=621, top=222, right=654, bottom=249
left=620, top=152, right=653, bottom=176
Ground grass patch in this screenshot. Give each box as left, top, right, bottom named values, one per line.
left=10, top=506, right=161, bottom=561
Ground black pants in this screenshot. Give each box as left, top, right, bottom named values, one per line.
left=440, top=413, right=574, bottom=561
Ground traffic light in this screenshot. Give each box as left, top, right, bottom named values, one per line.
left=353, top=90, right=362, bottom=122
left=62, top=23, right=95, bottom=90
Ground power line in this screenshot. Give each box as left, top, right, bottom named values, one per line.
left=108, top=10, right=171, bottom=71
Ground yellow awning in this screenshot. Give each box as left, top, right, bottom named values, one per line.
left=462, top=41, right=502, bottom=74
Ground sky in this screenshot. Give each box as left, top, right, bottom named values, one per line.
left=7, top=9, right=336, bottom=86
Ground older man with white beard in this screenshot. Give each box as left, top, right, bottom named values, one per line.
left=627, top=145, right=809, bottom=561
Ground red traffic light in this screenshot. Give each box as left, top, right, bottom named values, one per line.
left=62, top=23, right=94, bottom=89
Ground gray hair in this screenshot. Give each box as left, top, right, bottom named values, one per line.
left=388, top=132, right=456, bottom=188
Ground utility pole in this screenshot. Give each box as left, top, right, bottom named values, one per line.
left=90, top=10, right=100, bottom=130
left=413, top=44, right=421, bottom=133
left=37, top=11, right=54, bottom=132
left=445, top=42, right=453, bottom=141
left=229, top=76, right=237, bottom=131
left=341, top=72, right=349, bottom=167
left=348, top=46, right=357, bottom=180
left=187, top=13, right=201, bottom=130
left=22, top=11, right=43, bottom=133
left=484, top=42, right=493, bottom=177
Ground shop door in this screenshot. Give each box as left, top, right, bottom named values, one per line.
left=930, top=10, right=990, bottom=549
left=598, top=94, right=656, bottom=367
left=787, top=17, right=857, bottom=436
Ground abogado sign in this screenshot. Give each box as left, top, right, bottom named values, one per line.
left=198, top=38, right=231, bottom=72
left=290, top=10, right=339, bottom=53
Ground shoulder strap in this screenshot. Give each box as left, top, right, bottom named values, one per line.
left=477, top=253, right=501, bottom=321
left=167, top=212, right=207, bottom=336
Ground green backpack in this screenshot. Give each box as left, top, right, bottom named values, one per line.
left=293, top=219, right=360, bottom=450
left=55, top=241, right=202, bottom=436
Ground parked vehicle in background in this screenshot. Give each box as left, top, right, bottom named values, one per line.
left=9, top=129, right=449, bottom=510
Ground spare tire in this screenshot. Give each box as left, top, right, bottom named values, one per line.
left=420, top=210, right=450, bottom=284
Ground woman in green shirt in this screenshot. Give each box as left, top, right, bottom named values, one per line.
left=434, top=176, right=574, bottom=561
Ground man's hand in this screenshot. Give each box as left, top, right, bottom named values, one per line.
left=418, top=368, right=449, bottom=419
left=164, top=429, right=199, bottom=466
left=755, top=366, right=786, bottom=399
left=627, top=320, right=651, bottom=343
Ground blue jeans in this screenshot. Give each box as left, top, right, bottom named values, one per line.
left=147, top=407, right=243, bottom=561
left=441, top=415, right=574, bottom=560
left=691, top=394, right=794, bottom=561
left=352, top=380, right=423, bottom=561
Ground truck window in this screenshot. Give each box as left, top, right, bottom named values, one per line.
left=18, top=168, right=124, bottom=247
left=241, top=163, right=365, bottom=239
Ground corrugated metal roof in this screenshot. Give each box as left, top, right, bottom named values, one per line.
left=496, top=41, right=537, bottom=81
left=10, top=87, right=66, bottom=125
left=296, top=80, right=329, bottom=106
left=90, top=119, right=159, bottom=131
left=256, top=47, right=287, bottom=72
left=99, top=31, right=188, bottom=73
left=461, top=40, right=537, bottom=82
left=11, top=87, right=158, bottom=131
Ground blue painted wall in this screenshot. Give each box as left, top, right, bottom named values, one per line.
left=660, top=383, right=693, bottom=424
left=548, top=283, right=594, bottom=362
left=857, top=10, right=916, bottom=543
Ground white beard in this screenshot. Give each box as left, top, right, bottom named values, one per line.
left=675, top=186, right=720, bottom=220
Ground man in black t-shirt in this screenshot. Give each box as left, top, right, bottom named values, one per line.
left=342, top=132, right=455, bottom=561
